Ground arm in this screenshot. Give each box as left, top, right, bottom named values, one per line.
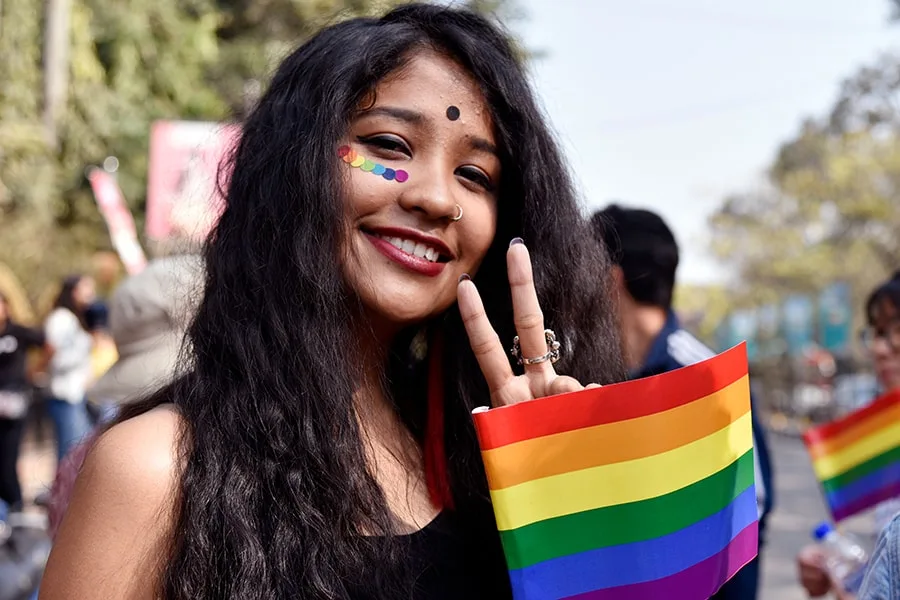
left=39, top=405, right=182, bottom=599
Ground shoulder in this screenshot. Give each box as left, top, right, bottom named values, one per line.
left=666, top=328, right=715, bottom=368
left=45, top=308, right=76, bottom=332
left=40, top=405, right=184, bottom=599
left=86, top=404, right=182, bottom=486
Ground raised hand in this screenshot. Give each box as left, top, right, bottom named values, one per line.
left=457, top=239, right=598, bottom=408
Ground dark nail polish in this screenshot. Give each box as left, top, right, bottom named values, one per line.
left=458, top=273, right=471, bottom=283
left=510, top=237, right=524, bottom=247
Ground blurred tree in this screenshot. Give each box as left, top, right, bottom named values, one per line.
left=0, top=0, right=525, bottom=307
left=705, top=54, right=900, bottom=341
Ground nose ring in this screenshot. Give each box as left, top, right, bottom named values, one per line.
left=451, top=204, right=463, bottom=222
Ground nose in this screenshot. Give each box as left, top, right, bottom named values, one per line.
left=871, top=336, right=893, bottom=359
left=397, top=160, right=457, bottom=221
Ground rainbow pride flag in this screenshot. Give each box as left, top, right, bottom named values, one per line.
left=472, top=344, right=757, bottom=600
left=803, top=391, right=900, bottom=523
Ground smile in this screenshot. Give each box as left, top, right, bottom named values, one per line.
left=363, top=227, right=452, bottom=277
left=377, top=235, right=441, bottom=262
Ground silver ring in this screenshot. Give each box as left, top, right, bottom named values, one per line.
left=510, top=329, right=561, bottom=366
left=451, top=204, right=463, bottom=222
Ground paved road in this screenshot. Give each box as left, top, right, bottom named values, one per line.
left=760, top=431, right=877, bottom=600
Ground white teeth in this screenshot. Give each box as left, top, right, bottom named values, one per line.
left=376, top=233, right=441, bottom=263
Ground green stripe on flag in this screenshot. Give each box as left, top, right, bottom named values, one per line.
left=822, top=445, right=900, bottom=495
left=499, top=449, right=755, bottom=571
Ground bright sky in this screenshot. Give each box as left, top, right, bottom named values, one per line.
left=516, top=0, right=899, bottom=283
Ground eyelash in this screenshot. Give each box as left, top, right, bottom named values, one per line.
left=456, top=167, right=494, bottom=191
left=358, top=135, right=409, bottom=155
left=357, top=135, right=493, bottom=191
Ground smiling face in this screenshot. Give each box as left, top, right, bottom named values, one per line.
left=340, top=50, right=500, bottom=331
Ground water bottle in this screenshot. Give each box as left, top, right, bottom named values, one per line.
left=812, top=521, right=868, bottom=593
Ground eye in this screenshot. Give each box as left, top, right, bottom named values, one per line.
left=357, top=135, right=410, bottom=157
left=456, top=166, right=494, bottom=191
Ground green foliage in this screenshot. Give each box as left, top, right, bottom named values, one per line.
left=0, top=0, right=524, bottom=307
left=705, top=53, right=900, bottom=343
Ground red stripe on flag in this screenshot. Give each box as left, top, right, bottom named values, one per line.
left=803, top=390, right=900, bottom=447
left=473, top=343, right=748, bottom=451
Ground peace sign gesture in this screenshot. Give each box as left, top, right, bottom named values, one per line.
left=458, top=239, right=599, bottom=408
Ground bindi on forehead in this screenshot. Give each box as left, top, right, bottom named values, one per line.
left=446, top=105, right=461, bottom=121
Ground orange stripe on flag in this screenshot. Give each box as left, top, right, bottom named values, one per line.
left=481, top=376, right=750, bottom=490
left=474, top=344, right=748, bottom=451
left=807, top=402, right=900, bottom=460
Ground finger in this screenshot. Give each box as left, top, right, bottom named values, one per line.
left=586, top=383, right=603, bottom=389
left=507, top=241, right=553, bottom=374
left=458, top=277, right=515, bottom=394
left=546, top=376, right=583, bottom=397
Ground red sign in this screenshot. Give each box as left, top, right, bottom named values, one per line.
left=146, top=120, right=241, bottom=242
left=88, top=169, right=147, bottom=275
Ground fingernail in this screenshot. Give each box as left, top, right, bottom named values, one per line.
left=510, top=237, right=524, bottom=247
left=458, top=273, right=471, bottom=283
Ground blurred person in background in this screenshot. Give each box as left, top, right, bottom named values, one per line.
left=84, top=302, right=118, bottom=414
left=44, top=276, right=95, bottom=463
left=798, top=273, right=900, bottom=599
left=592, top=204, right=774, bottom=600
left=45, top=253, right=202, bottom=542
left=87, top=254, right=202, bottom=423
left=0, top=291, right=49, bottom=511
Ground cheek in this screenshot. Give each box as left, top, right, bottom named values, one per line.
left=459, top=201, right=498, bottom=267
left=344, top=167, right=389, bottom=215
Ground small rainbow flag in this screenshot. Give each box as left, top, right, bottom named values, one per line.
left=472, top=344, right=758, bottom=600
left=803, top=391, right=900, bottom=522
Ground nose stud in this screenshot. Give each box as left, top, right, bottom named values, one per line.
left=451, top=204, right=463, bottom=222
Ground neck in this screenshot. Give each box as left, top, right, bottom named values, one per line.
left=620, top=301, right=669, bottom=371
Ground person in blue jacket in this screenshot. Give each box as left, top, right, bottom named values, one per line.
left=591, top=204, right=774, bottom=600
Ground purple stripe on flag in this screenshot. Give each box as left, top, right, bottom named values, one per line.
left=561, top=524, right=759, bottom=600
left=827, top=461, right=900, bottom=515
left=833, top=480, right=900, bottom=522
left=508, top=487, right=758, bottom=598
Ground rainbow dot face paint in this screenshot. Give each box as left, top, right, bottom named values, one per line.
left=338, top=146, right=408, bottom=183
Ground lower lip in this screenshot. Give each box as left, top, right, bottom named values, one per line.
left=365, top=233, right=447, bottom=277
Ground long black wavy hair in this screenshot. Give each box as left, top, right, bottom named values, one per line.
left=117, top=4, right=626, bottom=599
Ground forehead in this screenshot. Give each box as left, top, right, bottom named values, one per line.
left=366, top=51, right=494, bottom=135
left=872, top=296, right=899, bottom=323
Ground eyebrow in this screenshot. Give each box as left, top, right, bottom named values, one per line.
left=362, top=106, right=426, bottom=124
left=361, top=105, right=500, bottom=157
left=470, top=136, right=499, bottom=157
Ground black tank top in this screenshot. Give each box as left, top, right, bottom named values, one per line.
left=350, top=510, right=512, bottom=600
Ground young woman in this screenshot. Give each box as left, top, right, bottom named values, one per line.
left=0, top=292, right=48, bottom=510
left=44, top=276, right=95, bottom=462
left=798, top=274, right=900, bottom=599
left=39, top=5, right=626, bottom=599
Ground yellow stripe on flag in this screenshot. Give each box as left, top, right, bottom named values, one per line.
left=481, top=376, right=750, bottom=490
left=489, top=411, right=754, bottom=531
left=812, top=420, right=900, bottom=480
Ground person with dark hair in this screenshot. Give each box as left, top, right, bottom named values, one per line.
left=44, top=275, right=95, bottom=463
left=0, top=292, right=49, bottom=510
left=40, top=5, right=626, bottom=598
left=591, top=203, right=774, bottom=600
left=798, top=274, right=900, bottom=600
